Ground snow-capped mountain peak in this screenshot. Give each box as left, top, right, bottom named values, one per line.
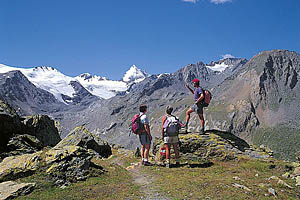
left=206, top=58, right=247, bottom=72
left=122, top=65, right=148, bottom=83
left=0, top=63, right=149, bottom=102
left=206, top=62, right=229, bottom=72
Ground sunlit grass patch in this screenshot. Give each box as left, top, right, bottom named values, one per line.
left=16, top=152, right=141, bottom=200
left=142, top=158, right=300, bottom=200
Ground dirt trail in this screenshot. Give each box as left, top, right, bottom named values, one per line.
left=110, top=149, right=170, bottom=200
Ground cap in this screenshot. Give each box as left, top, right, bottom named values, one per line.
left=192, top=78, right=200, bottom=83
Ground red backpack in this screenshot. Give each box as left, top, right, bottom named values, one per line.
left=131, top=114, right=144, bottom=135
left=202, top=89, right=212, bottom=107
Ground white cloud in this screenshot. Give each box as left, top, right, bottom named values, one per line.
left=222, top=54, right=235, bottom=59
left=182, top=0, right=198, bottom=3
left=210, top=0, right=232, bottom=4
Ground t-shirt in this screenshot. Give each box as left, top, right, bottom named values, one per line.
left=140, top=112, right=149, bottom=135
left=194, top=87, right=203, bottom=102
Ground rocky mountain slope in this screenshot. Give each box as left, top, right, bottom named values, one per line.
left=55, top=50, right=300, bottom=161
left=204, top=50, right=300, bottom=160
left=55, top=58, right=247, bottom=149
left=0, top=70, right=66, bottom=115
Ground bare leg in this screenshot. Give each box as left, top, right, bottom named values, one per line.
left=185, top=108, right=194, bottom=125
left=166, top=144, right=171, bottom=161
left=141, top=145, right=145, bottom=163
left=144, top=144, right=150, bottom=160
left=173, top=143, right=179, bottom=160
left=198, top=114, right=205, bottom=130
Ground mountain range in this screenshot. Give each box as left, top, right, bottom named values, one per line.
left=1, top=50, right=300, bottom=160
left=0, top=64, right=148, bottom=114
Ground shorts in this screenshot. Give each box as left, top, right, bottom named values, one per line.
left=139, top=133, right=151, bottom=145
left=191, top=103, right=203, bottom=114
left=164, top=136, right=179, bottom=144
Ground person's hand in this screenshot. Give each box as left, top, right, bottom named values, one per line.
left=149, top=135, right=152, bottom=141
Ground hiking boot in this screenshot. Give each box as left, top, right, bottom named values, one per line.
left=199, top=127, right=205, bottom=135
left=184, top=123, right=189, bottom=133
left=143, top=161, right=152, bottom=166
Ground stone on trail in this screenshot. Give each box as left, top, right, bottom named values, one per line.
left=0, top=181, right=35, bottom=200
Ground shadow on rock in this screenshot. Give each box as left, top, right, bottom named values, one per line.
left=208, top=129, right=250, bottom=152
left=188, top=161, right=214, bottom=168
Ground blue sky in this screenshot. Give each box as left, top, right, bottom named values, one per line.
left=1, top=0, right=300, bottom=80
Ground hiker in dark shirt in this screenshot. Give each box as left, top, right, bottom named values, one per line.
left=185, top=78, right=205, bottom=133
left=139, top=104, right=152, bottom=166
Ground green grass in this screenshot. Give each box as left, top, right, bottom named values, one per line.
left=142, top=158, right=300, bottom=200
left=252, top=125, right=300, bottom=161
left=14, top=148, right=300, bottom=200
left=16, top=154, right=141, bottom=200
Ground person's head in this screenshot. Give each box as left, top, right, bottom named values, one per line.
left=166, top=106, right=173, bottom=115
left=139, top=104, right=147, bottom=113
left=192, top=78, right=200, bottom=87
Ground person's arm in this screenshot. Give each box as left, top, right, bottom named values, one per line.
left=144, top=124, right=152, bottom=141
left=161, top=116, right=167, bottom=139
left=195, top=93, right=204, bottom=104
left=185, top=83, right=194, bottom=94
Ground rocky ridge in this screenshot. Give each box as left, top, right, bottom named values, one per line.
left=0, top=99, right=112, bottom=199
left=56, top=58, right=247, bottom=149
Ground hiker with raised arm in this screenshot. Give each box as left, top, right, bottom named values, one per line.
left=162, top=106, right=181, bottom=168
left=138, top=104, right=152, bottom=166
left=185, top=78, right=205, bottom=134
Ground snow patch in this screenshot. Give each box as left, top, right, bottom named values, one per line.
left=206, top=63, right=230, bottom=72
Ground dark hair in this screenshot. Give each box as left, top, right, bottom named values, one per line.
left=193, top=81, right=200, bottom=86
left=139, top=104, right=147, bottom=112
left=166, top=106, right=173, bottom=115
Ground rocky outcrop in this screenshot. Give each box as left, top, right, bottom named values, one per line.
left=0, top=145, right=103, bottom=186
left=0, top=99, right=22, bottom=152
left=6, top=134, right=43, bottom=156
left=0, top=181, right=36, bottom=200
left=55, top=126, right=112, bottom=158
left=0, top=152, right=42, bottom=182
left=45, top=145, right=100, bottom=186
left=22, top=115, right=61, bottom=147
left=152, top=131, right=273, bottom=162
left=0, top=99, right=62, bottom=159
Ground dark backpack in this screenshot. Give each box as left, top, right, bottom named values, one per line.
left=202, top=89, right=212, bottom=107
left=163, top=115, right=181, bottom=137
left=131, top=114, right=144, bottom=135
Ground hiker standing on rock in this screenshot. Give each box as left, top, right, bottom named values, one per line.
left=185, top=78, right=205, bottom=134
left=139, top=104, right=152, bottom=166
left=162, top=106, right=181, bottom=168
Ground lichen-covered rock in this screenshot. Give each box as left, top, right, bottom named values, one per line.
left=0, top=145, right=103, bottom=186
left=152, top=131, right=272, bottom=162
left=0, top=181, right=36, bottom=200
left=55, top=126, right=112, bottom=158
left=0, top=152, right=42, bottom=182
left=0, top=99, right=22, bottom=152
left=22, top=115, right=61, bottom=147
left=45, top=145, right=100, bottom=186
left=6, top=134, right=43, bottom=156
